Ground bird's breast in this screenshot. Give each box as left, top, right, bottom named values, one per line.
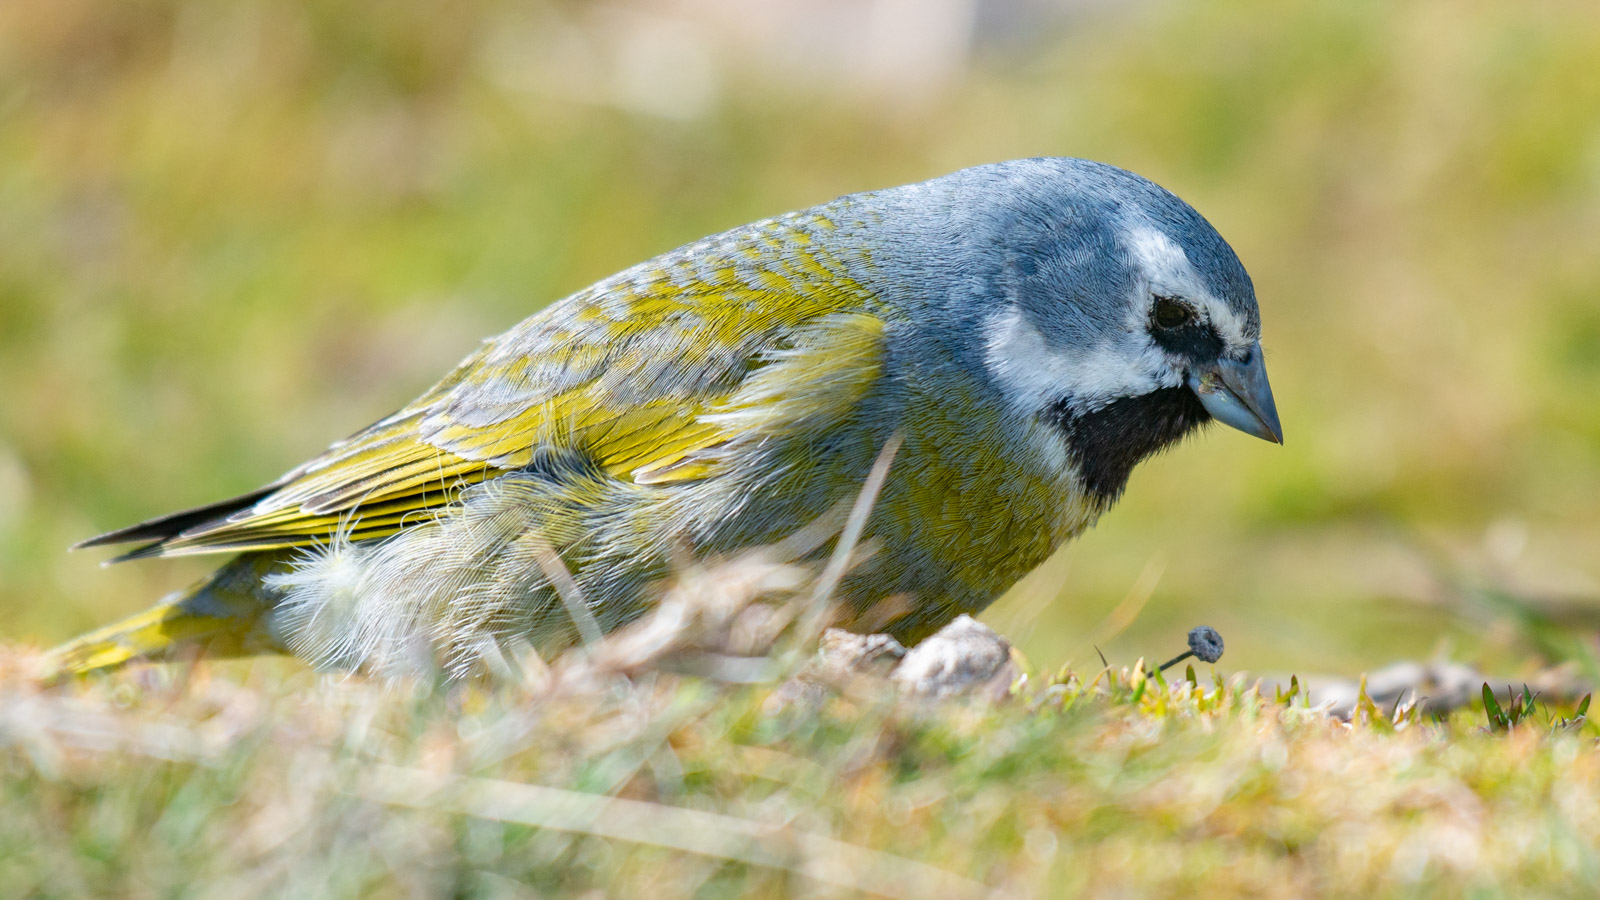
left=867, top=399, right=1098, bottom=611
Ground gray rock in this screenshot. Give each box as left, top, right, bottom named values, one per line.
left=890, top=615, right=1017, bottom=702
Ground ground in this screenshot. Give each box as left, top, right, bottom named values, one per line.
left=4, top=559, right=1596, bottom=899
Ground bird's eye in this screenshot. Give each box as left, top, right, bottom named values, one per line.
left=1152, top=297, right=1194, bottom=329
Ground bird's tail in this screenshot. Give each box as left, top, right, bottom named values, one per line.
left=44, top=553, right=289, bottom=678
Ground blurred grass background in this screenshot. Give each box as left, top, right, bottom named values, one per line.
left=3, top=0, right=1599, bottom=677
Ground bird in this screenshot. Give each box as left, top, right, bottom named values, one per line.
left=48, top=157, right=1282, bottom=680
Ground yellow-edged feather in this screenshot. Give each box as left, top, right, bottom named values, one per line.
left=90, top=211, right=887, bottom=561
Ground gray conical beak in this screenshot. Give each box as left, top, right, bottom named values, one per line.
left=1186, top=343, right=1283, bottom=444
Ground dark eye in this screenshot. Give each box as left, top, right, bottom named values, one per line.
left=1152, top=297, right=1194, bottom=329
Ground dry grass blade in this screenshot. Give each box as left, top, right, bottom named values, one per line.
left=353, top=764, right=999, bottom=900
left=523, top=530, right=604, bottom=648
left=1082, top=556, right=1164, bottom=653
left=2, top=693, right=226, bottom=766
left=806, top=433, right=902, bottom=622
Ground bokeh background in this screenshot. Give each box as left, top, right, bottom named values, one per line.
left=3, top=0, right=1599, bottom=678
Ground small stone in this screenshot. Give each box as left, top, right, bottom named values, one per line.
left=891, top=615, right=1017, bottom=702
left=767, top=629, right=906, bottom=710
left=816, top=628, right=909, bottom=678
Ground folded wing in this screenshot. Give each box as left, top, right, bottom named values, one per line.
left=81, top=223, right=885, bottom=561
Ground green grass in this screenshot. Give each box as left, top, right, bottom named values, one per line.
left=5, top=635, right=1597, bottom=898
left=6, top=552, right=1598, bottom=898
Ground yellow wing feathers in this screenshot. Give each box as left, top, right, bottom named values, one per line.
left=83, top=227, right=886, bottom=562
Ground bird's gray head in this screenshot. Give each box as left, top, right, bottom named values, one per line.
left=925, top=158, right=1283, bottom=502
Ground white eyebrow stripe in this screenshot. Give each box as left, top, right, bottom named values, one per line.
left=1125, top=226, right=1249, bottom=350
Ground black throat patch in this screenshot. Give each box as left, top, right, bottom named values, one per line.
left=1043, top=387, right=1212, bottom=506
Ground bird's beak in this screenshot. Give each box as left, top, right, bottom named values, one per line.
left=1186, top=343, right=1283, bottom=444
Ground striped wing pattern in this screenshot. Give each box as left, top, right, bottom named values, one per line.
left=82, top=211, right=885, bottom=561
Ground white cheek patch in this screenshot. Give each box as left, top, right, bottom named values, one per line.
left=1124, top=226, right=1249, bottom=349
left=982, top=304, right=1172, bottom=414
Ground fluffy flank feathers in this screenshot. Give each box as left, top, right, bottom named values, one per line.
left=266, top=472, right=617, bottom=678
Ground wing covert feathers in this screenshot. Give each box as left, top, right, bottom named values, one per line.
left=79, top=211, right=885, bottom=560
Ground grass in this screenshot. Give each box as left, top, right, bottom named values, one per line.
left=5, top=609, right=1598, bottom=898
left=6, top=552, right=1599, bottom=898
